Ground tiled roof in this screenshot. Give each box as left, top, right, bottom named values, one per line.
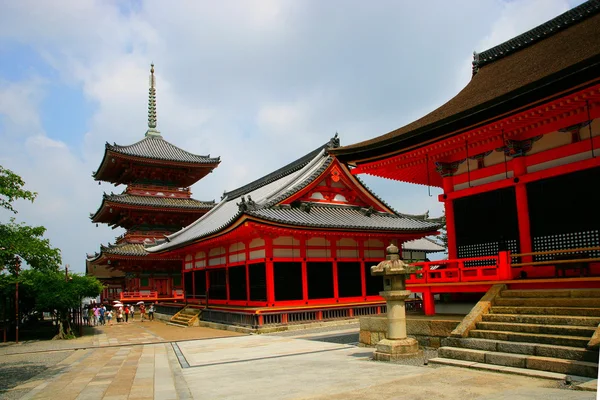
left=106, top=136, right=220, bottom=165
left=475, top=0, right=600, bottom=70
left=100, top=242, right=148, bottom=257
left=403, top=237, right=445, bottom=253
left=102, top=193, right=215, bottom=210
left=247, top=205, right=441, bottom=231
left=332, top=1, right=600, bottom=162
left=148, top=137, right=441, bottom=253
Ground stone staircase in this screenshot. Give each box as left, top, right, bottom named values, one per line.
left=169, top=306, right=202, bottom=327
left=432, top=288, right=600, bottom=378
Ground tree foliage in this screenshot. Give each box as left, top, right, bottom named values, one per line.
left=0, top=165, right=37, bottom=214
left=0, top=165, right=61, bottom=274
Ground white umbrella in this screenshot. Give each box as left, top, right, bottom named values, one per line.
left=136, top=301, right=144, bottom=305
left=113, top=303, right=123, bottom=307
left=112, top=300, right=121, bottom=303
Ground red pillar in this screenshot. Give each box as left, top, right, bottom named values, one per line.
left=422, top=288, right=436, bottom=316
left=333, top=261, right=339, bottom=301
left=442, top=176, right=457, bottom=259
left=302, top=261, right=308, bottom=303
left=513, top=157, right=533, bottom=265
left=266, top=261, right=275, bottom=305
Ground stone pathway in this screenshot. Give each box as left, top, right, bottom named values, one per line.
left=0, top=321, right=596, bottom=399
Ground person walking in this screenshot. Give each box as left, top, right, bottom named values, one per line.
left=148, top=303, right=155, bottom=321
left=130, top=305, right=135, bottom=321
left=93, top=307, right=99, bottom=326
left=139, top=304, right=146, bottom=322
left=107, top=309, right=113, bottom=326
left=99, top=305, right=106, bottom=325
left=124, top=306, right=130, bottom=323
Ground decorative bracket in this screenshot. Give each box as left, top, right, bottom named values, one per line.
left=496, top=135, right=542, bottom=157
left=558, top=121, right=591, bottom=143
left=435, top=160, right=463, bottom=177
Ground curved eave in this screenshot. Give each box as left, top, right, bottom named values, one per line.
left=90, top=199, right=211, bottom=225
left=93, top=148, right=220, bottom=184
left=332, top=10, right=600, bottom=165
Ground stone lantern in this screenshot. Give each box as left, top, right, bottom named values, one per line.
left=371, top=243, right=422, bottom=361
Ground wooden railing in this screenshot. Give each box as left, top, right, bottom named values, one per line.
left=511, top=246, right=600, bottom=267
left=407, top=254, right=511, bottom=284
left=120, top=291, right=158, bottom=300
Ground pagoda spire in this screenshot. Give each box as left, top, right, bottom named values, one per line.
left=145, top=63, right=161, bottom=137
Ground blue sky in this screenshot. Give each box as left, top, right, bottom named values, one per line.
left=0, top=0, right=586, bottom=272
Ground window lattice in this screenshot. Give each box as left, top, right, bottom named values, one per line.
left=458, top=240, right=518, bottom=267
left=533, top=230, right=600, bottom=261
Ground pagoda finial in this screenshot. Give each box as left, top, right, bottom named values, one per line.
left=145, top=63, right=161, bottom=137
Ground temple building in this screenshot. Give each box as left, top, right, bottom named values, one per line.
left=148, top=135, right=442, bottom=312
left=332, top=1, right=600, bottom=314
left=86, top=65, right=220, bottom=301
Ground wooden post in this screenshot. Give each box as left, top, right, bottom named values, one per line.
left=442, top=176, right=457, bottom=259
left=513, top=157, right=533, bottom=266
left=422, top=288, right=436, bottom=316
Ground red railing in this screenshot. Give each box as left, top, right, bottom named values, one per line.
left=406, top=252, right=512, bottom=285
left=120, top=291, right=158, bottom=300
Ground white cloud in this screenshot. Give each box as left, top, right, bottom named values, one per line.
left=0, top=0, right=581, bottom=270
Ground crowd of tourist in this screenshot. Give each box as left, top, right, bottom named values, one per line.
left=83, top=302, right=156, bottom=326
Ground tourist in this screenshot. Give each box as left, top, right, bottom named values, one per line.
left=93, top=307, right=99, bottom=326
left=117, top=307, right=124, bottom=323
left=106, top=309, right=113, bottom=325
left=88, top=306, right=94, bottom=326
left=83, top=306, right=89, bottom=326
left=124, top=306, right=130, bottom=323
left=99, top=305, right=105, bottom=325
left=130, top=304, right=135, bottom=321
left=139, top=304, right=146, bottom=322
left=148, top=303, right=155, bottom=321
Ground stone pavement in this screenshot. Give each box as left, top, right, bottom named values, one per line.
left=0, top=320, right=597, bottom=399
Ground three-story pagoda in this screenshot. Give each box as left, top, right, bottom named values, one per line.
left=87, top=64, right=220, bottom=301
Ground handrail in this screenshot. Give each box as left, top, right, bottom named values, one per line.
left=512, top=257, right=600, bottom=267
left=512, top=246, right=600, bottom=258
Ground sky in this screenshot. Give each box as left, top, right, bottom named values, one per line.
left=0, top=0, right=585, bottom=273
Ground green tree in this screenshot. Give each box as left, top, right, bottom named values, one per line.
left=0, top=165, right=61, bottom=274
left=19, top=269, right=103, bottom=339
left=0, top=165, right=37, bottom=213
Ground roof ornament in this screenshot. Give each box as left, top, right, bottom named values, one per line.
left=471, top=51, right=480, bottom=76
left=327, top=132, right=340, bottom=149
left=145, top=63, right=161, bottom=137
left=237, top=195, right=258, bottom=212
left=360, top=206, right=374, bottom=217
left=299, top=202, right=312, bottom=213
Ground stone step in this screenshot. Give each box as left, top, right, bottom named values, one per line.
left=166, top=322, right=188, bottom=328
left=490, top=306, right=600, bottom=317
left=441, top=337, right=599, bottom=362
left=438, top=346, right=598, bottom=378
left=482, top=313, right=600, bottom=327
left=476, top=321, right=597, bottom=337
left=428, top=357, right=592, bottom=381
left=469, top=329, right=591, bottom=348
left=500, top=289, right=600, bottom=298
left=494, top=297, right=600, bottom=308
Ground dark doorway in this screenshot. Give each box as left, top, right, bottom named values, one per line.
left=208, top=269, right=227, bottom=300
left=193, top=270, right=206, bottom=297
left=307, top=262, right=334, bottom=299
left=229, top=266, right=247, bottom=301
left=249, top=263, right=267, bottom=301
left=338, top=262, right=362, bottom=297
left=454, top=186, right=520, bottom=259
left=184, top=271, right=193, bottom=299
left=365, top=262, right=383, bottom=296
left=274, top=262, right=303, bottom=301
left=527, top=166, right=600, bottom=261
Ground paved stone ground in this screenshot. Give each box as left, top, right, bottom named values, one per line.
left=0, top=320, right=596, bottom=400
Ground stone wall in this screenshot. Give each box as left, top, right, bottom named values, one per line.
left=359, top=315, right=460, bottom=348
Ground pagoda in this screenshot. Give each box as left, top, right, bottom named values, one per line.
left=87, top=64, right=220, bottom=301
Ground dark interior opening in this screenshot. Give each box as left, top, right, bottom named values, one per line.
left=527, top=166, right=600, bottom=260
left=307, top=262, right=334, bottom=299
left=338, top=262, right=362, bottom=297
left=365, top=262, right=383, bottom=296
left=249, top=263, right=267, bottom=301
left=274, top=262, right=303, bottom=301
left=184, top=271, right=193, bottom=298
left=193, top=270, right=206, bottom=297
left=454, top=186, right=520, bottom=259
left=228, top=266, right=247, bottom=301
left=208, top=269, right=227, bottom=300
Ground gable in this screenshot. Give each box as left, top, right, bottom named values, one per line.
left=281, top=159, right=394, bottom=213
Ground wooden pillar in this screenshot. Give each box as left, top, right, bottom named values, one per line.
left=265, top=237, right=275, bottom=305
left=302, top=260, right=308, bottom=303
left=513, top=157, right=533, bottom=265
left=442, top=176, right=457, bottom=259
left=191, top=271, right=195, bottom=299
left=422, top=288, right=436, bottom=316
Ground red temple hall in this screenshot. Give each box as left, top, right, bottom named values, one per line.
left=332, top=1, right=600, bottom=314
left=87, top=65, right=220, bottom=302
left=148, top=135, right=442, bottom=311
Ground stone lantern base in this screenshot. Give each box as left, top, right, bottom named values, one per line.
left=373, top=337, right=421, bottom=361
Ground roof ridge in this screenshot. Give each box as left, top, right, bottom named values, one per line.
left=222, top=139, right=334, bottom=200
left=107, top=192, right=215, bottom=203
left=473, top=0, right=600, bottom=73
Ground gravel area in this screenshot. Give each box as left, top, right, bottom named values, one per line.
left=0, top=350, right=73, bottom=399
